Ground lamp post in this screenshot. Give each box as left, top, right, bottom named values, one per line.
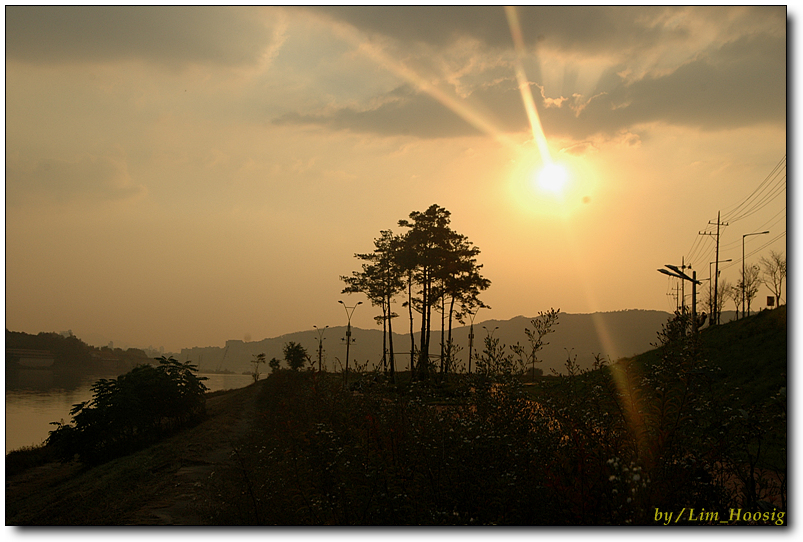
left=339, top=300, right=362, bottom=384
left=658, top=264, right=702, bottom=335
left=742, top=231, right=769, bottom=318
left=483, top=326, right=499, bottom=339
left=313, top=325, right=328, bottom=372
left=466, top=307, right=483, bottom=374
left=709, top=259, right=732, bottom=324
left=663, top=260, right=691, bottom=314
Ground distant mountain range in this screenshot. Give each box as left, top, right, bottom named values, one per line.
left=179, top=309, right=692, bottom=376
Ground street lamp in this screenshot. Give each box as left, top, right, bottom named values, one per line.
left=466, top=307, right=483, bottom=374
left=482, top=326, right=499, bottom=339
left=742, top=231, right=769, bottom=318
left=709, top=259, right=732, bottom=325
left=658, top=264, right=702, bottom=334
left=338, top=300, right=362, bottom=383
left=313, top=325, right=328, bottom=372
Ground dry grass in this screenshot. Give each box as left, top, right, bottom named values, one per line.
left=5, top=381, right=264, bottom=525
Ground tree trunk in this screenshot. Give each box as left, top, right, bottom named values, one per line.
left=440, top=291, right=446, bottom=374
left=447, top=294, right=456, bottom=377
left=382, top=300, right=388, bottom=373
left=419, top=269, right=430, bottom=379
left=387, top=293, right=396, bottom=383
left=407, top=273, right=415, bottom=378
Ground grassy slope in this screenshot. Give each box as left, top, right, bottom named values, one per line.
left=5, top=382, right=264, bottom=525
left=5, top=307, right=786, bottom=525
left=628, top=305, right=787, bottom=408
left=698, top=305, right=787, bottom=407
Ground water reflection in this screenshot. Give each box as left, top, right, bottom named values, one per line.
left=5, top=368, right=254, bottom=453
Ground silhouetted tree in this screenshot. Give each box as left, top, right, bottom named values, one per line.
left=341, top=204, right=490, bottom=381
left=738, top=264, right=762, bottom=317
left=760, top=250, right=786, bottom=305
left=283, top=342, right=309, bottom=371
left=398, top=205, right=454, bottom=378
left=269, top=357, right=281, bottom=373
left=435, top=231, right=491, bottom=377
left=341, top=230, right=405, bottom=382
left=729, top=283, right=744, bottom=320
left=475, top=329, right=515, bottom=378
left=511, top=308, right=560, bottom=381
left=398, top=204, right=492, bottom=379
left=252, top=353, right=266, bottom=382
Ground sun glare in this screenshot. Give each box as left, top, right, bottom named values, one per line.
left=536, top=162, right=569, bottom=195
left=507, top=144, right=598, bottom=220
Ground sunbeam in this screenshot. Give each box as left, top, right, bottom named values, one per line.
left=505, top=5, right=552, bottom=165
left=323, top=15, right=518, bottom=149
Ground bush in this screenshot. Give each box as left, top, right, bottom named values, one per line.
left=5, top=444, right=59, bottom=477
left=202, top=371, right=559, bottom=525
left=47, top=356, right=207, bottom=465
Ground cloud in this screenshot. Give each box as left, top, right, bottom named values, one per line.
left=539, top=32, right=786, bottom=139
left=5, top=6, right=277, bottom=68
left=282, top=6, right=785, bottom=141
left=312, top=6, right=707, bottom=55
left=6, top=153, right=147, bottom=206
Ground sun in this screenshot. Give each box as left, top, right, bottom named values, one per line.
left=535, top=162, right=570, bottom=195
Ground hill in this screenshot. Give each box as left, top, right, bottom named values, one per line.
left=622, top=305, right=786, bottom=407
left=696, top=305, right=786, bottom=407
left=179, top=309, right=674, bottom=375
left=6, top=306, right=786, bottom=525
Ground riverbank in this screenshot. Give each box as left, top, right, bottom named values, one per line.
left=6, top=380, right=264, bottom=525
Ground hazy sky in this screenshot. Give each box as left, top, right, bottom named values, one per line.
left=4, top=6, right=788, bottom=352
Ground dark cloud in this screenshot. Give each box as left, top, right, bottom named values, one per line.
left=275, top=86, right=487, bottom=138
left=281, top=8, right=785, bottom=141
left=6, top=6, right=273, bottom=67
left=314, top=6, right=686, bottom=54
left=273, top=81, right=534, bottom=139
left=541, top=32, right=786, bottom=139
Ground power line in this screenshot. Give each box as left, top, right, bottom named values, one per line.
left=687, top=233, right=715, bottom=269
left=721, top=155, right=786, bottom=223
left=720, top=230, right=786, bottom=273
left=726, top=176, right=786, bottom=223
left=684, top=156, right=786, bottom=271
left=719, top=207, right=786, bottom=253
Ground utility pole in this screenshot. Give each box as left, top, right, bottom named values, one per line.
left=709, top=259, right=732, bottom=324
left=313, top=325, right=328, bottom=372
left=681, top=257, right=690, bottom=314
left=700, top=211, right=728, bottom=325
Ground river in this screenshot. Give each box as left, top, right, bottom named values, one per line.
left=5, top=368, right=255, bottom=454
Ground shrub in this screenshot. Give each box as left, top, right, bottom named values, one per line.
left=47, top=356, right=207, bottom=465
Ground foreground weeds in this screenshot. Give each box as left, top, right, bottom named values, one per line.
left=201, top=311, right=786, bottom=525
left=201, top=371, right=563, bottom=525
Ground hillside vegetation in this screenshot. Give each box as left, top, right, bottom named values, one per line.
left=5, top=306, right=786, bottom=525
left=6, top=329, right=152, bottom=370
left=179, top=309, right=672, bottom=375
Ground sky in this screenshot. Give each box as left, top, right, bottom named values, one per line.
left=4, top=5, right=788, bottom=352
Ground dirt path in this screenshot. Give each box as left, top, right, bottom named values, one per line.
left=129, top=382, right=263, bottom=525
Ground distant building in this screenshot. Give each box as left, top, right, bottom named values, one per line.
left=6, top=348, right=55, bottom=368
